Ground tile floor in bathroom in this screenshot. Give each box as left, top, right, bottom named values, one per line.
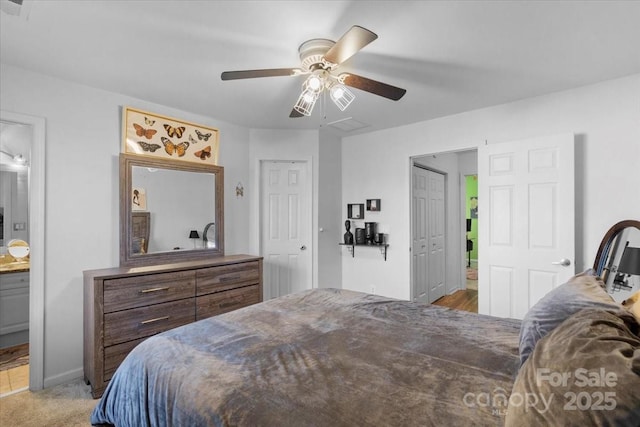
left=0, top=364, right=29, bottom=396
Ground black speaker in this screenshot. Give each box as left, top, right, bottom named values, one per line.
left=364, top=222, right=376, bottom=245
left=355, top=228, right=366, bottom=244
left=466, top=218, right=472, bottom=232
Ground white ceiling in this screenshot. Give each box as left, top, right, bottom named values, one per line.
left=1, top=1, right=639, bottom=136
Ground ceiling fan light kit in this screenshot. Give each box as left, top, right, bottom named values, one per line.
left=329, top=83, right=355, bottom=111
left=221, top=25, right=406, bottom=118
left=293, top=86, right=319, bottom=116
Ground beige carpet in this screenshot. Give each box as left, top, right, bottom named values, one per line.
left=0, top=378, right=97, bottom=426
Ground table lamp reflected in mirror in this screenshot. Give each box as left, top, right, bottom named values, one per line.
left=189, top=230, right=200, bottom=249
left=614, top=246, right=640, bottom=291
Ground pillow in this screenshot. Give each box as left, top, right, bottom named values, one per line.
left=506, top=308, right=640, bottom=426
left=518, top=270, right=619, bottom=366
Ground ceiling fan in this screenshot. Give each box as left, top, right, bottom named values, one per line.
left=221, top=25, right=406, bottom=118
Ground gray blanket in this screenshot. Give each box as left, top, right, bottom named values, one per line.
left=91, top=288, right=521, bottom=426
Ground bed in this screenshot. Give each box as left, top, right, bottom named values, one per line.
left=91, top=274, right=640, bottom=426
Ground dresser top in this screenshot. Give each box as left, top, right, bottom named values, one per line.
left=84, top=254, right=262, bottom=280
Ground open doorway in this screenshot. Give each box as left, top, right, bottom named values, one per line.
left=464, top=175, right=478, bottom=292
left=0, top=121, right=31, bottom=395
left=410, top=149, right=478, bottom=313
left=0, top=110, right=45, bottom=394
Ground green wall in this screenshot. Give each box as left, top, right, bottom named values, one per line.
left=465, top=175, right=478, bottom=262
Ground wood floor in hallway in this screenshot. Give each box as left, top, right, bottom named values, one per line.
left=432, top=288, right=478, bottom=313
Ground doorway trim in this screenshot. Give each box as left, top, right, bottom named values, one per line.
left=409, top=149, right=478, bottom=303
left=410, top=162, right=447, bottom=303
left=1, top=110, right=45, bottom=390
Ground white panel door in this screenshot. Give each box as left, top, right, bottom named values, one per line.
left=412, top=166, right=446, bottom=303
left=412, top=166, right=429, bottom=302
left=427, top=171, right=446, bottom=302
left=478, top=133, right=575, bottom=318
left=261, top=161, right=311, bottom=299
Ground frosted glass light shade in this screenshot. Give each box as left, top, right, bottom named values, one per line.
left=305, top=75, right=323, bottom=92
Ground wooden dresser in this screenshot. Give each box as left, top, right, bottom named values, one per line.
left=83, top=254, right=262, bottom=398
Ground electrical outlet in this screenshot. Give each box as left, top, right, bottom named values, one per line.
left=370, top=285, right=376, bottom=294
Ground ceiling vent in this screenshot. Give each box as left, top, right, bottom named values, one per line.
left=326, top=117, right=370, bottom=133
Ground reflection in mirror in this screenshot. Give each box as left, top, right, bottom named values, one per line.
left=203, top=221, right=216, bottom=249
left=593, top=220, right=640, bottom=302
left=132, top=166, right=215, bottom=253
left=120, top=154, right=224, bottom=267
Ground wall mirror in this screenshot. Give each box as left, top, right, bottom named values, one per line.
left=120, top=153, right=224, bottom=267
left=593, top=219, right=640, bottom=295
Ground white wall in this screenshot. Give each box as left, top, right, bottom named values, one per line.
left=342, top=74, right=640, bottom=301
left=318, top=130, right=342, bottom=288
left=0, top=63, right=251, bottom=386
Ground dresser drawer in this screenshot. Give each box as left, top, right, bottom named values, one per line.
left=196, top=284, right=260, bottom=320
left=103, top=337, right=146, bottom=381
left=104, top=298, right=194, bottom=347
left=103, top=271, right=195, bottom=313
left=196, top=261, right=260, bottom=296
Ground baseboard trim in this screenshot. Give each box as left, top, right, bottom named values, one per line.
left=43, top=367, right=84, bottom=389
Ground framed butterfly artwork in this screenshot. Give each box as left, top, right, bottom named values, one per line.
left=122, top=106, right=219, bottom=165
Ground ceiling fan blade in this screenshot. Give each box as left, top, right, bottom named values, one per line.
left=339, top=73, right=406, bottom=101
left=323, top=25, right=378, bottom=66
left=221, top=68, right=302, bottom=80
left=289, top=109, right=304, bottom=118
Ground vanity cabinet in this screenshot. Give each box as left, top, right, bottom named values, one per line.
left=84, top=254, right=262, bottom=398
left=0, top=271, right=30, bottom=347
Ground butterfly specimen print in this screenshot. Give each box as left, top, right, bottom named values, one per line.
left=144, top=116, right=156, bottom=126
left=195, top=129, right=212, bottom=141
left=133, top=123, right=157, bottom=139
left=161, top=137, right=189, bottom=157
left=137, top=141, right=161, bottom=153
left=194, top=146, right=211, bottom=161
left=189, top=134, right=197, bottom=144
left=163, top=124, right=186, bottom=139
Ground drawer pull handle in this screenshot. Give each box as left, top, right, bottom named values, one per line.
left=140, top=316, right=170, bottom=325
left=219, top=275, right=241, bottom=282
left=139, top=287, right=170, bottom=294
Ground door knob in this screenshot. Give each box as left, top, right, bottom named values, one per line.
left=300, top=245, right=307, bottom=250
left=551, top=258, right=571, bottom=267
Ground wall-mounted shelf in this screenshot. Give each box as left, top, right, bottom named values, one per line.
left=339, top=243, right=389, bottom=261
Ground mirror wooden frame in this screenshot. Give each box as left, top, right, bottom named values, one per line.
left=119, top=153, right=224, bottom=267
left=593, top=219, right=640, bottom=281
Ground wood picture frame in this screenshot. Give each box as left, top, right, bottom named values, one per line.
left=366, top=199, right=381, bottom=211
left=122, top=106, right=219, bottom=165
left=348, top=203, right=364, bottom=219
